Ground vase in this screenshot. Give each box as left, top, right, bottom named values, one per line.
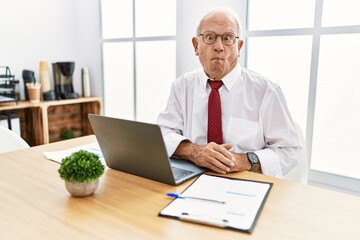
left=65, top=178, right=99, bottom=197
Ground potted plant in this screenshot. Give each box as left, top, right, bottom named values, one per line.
left=60, top=129, right=76, bottom=140
left=58, top=150, right=105, bottom=197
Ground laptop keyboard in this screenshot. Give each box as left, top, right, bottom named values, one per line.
left=172, top=167, right=194, bottom=180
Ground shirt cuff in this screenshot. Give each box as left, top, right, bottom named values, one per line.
left=163, top=133, right=188, bottom=157
left=255, top=148, right=283, bottom=178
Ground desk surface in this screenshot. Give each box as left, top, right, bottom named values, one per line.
left=1, top=136, right=359, bottom=240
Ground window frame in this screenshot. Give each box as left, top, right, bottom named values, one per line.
left=242, top=0, right=360, bottom=195
left=99, top=0, right=177, bottom=120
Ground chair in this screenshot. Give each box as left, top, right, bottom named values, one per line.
left=284, top=122, right=309, bottom=184
left=0, top=126, right=30, bottom=154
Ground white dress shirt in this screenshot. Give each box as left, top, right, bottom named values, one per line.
left=157, top=65, right=301, bottom=178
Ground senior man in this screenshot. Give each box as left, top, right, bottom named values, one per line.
left=157, top=7, right=301, bottom=178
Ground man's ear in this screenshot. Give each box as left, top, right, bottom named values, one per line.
left=192, top=37, right=199, bottom=56
left=238, top=40, right=244, bottom=56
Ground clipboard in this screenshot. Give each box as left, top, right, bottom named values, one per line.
left=159, top=174, right=273, bottom=233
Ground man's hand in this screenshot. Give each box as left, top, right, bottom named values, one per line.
left=173, top=141, right=236, bottom=174
left=229, top=152, right=262, bottom=173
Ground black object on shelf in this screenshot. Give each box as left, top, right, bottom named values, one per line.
left=22, top=70, right=36, bottom=101
left=52, top=62, right=79, bottom=100
left=0, top=66, right=18, bottom=104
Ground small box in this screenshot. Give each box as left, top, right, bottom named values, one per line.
left=0, top=114, right=8, bottom=128
left=8, top=114, right=21, bottom=136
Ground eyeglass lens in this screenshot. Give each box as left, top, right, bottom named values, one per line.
left=201, top=31, right=237, bottom=46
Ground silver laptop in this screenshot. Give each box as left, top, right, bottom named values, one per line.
left=88, top=114, right=206, bottom=185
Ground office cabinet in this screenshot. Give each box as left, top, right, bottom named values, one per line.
left=0, top=97, right=102, bottom=146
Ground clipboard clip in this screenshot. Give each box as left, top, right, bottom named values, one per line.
left=180, top=213, right=229, bottom=228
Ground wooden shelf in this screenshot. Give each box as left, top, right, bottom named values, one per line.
left=0, top=97, right=102, bottom=146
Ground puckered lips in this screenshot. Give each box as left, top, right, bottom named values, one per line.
left=211, top=57, right=225, bottom=61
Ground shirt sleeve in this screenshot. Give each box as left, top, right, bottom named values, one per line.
left=258, top=84, right=302, bottom=178
left=157, top=80, right=188, bottom=156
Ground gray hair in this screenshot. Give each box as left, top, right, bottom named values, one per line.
left=196, top=7, right=242, bottom=38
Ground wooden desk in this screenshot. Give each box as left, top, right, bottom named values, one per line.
left=1, top=136, right=359, bottom=240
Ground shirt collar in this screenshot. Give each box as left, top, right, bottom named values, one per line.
left=200, top=64, right=242, bottom=91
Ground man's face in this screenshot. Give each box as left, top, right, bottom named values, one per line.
left=192, top=13, right=243, bottom=80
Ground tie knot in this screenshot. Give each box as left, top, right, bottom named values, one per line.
left=208, top=80, right=223, bottom=90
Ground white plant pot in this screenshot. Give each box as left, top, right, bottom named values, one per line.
left=65, top=178, right=99, bottom=197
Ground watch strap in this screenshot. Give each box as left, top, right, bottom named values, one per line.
left=246, top=152, right=259, bottom=172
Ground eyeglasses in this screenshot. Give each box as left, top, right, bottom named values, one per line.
left=198, top=31, right=239, bottom=46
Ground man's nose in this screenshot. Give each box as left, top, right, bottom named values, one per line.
left=214, top=36, right=224, bottom=51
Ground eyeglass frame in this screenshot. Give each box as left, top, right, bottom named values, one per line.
left=197, top=31, right=240, bottom=46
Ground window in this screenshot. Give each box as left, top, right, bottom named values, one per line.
left=135, top=0, right=176, bottom=37
left=101, top=0, right=133, bottom=38
left=102, top=42, right=134, bottom=118
left=248, top=0, right=315, bottom=30
left=322, top=0, right=360, bottom=27
left=247, top=35, right=312, bottom=132
left=312, top=34, right=360, bottom=179
left=246, top=0, right=360, bottom=190
left=101, top=0, right=176, bottom=123
left=136, top=41, right=176, bottom=122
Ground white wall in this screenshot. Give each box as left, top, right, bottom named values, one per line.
left=0, top=0, right=102, bottom=100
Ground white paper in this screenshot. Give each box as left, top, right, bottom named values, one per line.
left=160, top=174, right=271, bottom=231
left=10, top=117, right=21, bottom=136
left=43, top=142, right=106, bottom=165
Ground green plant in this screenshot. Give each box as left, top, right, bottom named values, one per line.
left=60, top=129, right=75, bottom=140
left=58, top=150, right=105, bottom=183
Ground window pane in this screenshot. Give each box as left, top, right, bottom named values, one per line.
left=103, top=42, right=134, bottom=119
left=248, top=0, right=315, bottom=30
left=135, top=0, right=176, bottom=37
left=322, top=0, right=360, bottom=27
left=136, top=40, right=176, bottom=123
left=101, top=0, right=133, bottom=38
left=311, top=34, right=360, bottom=179
left=247, top=36, right=312, bottom=134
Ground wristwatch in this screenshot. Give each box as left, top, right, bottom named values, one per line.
left=246, top=152, right=259, bottom=172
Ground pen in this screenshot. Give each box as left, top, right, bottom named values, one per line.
left=166, top=193, right=226, bottom=204
left=180, top=213, right=228, bottom=228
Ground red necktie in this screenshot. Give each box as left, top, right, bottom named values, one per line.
left=207, top=80, right=223, bottom=144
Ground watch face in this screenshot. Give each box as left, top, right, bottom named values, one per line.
left=248, top=153, right=259, bottom=164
